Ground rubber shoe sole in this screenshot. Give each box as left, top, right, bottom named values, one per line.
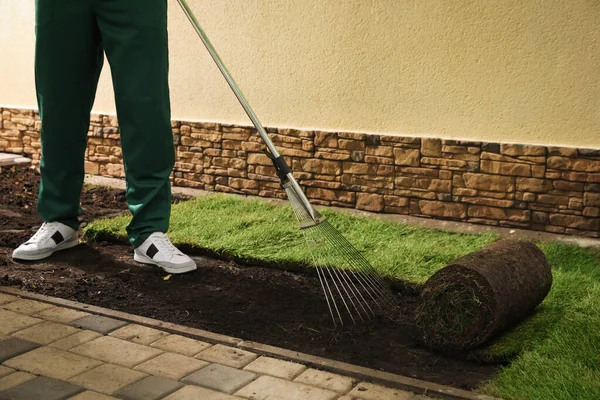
left=12, top=237, right=79, bottom=261
left=133, top=252, right=197, bottom=274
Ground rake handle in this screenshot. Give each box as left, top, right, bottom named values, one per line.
left=175, top=0, right=279, bottom=158
left=176, top=0, right=317, bottom=220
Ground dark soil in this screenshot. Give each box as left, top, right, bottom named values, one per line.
left=0, top=165, right=498, bottom=390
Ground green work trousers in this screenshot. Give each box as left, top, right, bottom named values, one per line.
left=34, top=0, right=175, bottom=248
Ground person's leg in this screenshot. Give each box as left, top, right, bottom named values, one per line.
left=95, top=0, right=195, bottom=273
left=35, top=0, right=104, bottom=228
left=13, top=0, right=103, bottom=260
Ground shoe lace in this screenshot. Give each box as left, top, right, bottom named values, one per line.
left=153, top=233, right=180, bottom=257
left=28, top=222, right=59, bottom=243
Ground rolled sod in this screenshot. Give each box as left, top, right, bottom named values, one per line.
left=415, top=240, right=552, bottom=352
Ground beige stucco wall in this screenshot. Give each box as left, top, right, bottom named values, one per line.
left=1, top=0, right=599, bottom=148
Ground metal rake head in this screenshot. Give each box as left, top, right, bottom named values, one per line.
left=282, top=181, right=397, bottom=327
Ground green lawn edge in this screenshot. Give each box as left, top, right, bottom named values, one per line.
left=83, top=194, right=600, bottom=400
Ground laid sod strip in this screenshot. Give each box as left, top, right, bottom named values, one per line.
left=83, top=194, right=497, bottom=283
left=84, top=194, right=600, bottom=400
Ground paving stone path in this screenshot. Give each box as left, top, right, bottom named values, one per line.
left=0, top=292, right=433, bottom=400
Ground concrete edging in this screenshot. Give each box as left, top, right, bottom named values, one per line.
left=0, top=286, right=500, bottom=400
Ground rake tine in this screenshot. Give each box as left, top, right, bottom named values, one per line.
left=313, top=264, right=343, bottom=327
left=319, top=224, right=396, bottom=307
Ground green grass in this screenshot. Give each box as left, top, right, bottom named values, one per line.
left=84, top=193, right=600, bottom=400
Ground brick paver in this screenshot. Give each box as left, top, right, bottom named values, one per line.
left=347, top=382, right=415, bottom=399
left=0, top=367, right=13, bottom=379
left=163, top=385, right=240, bottom=400
left=12, top=320, right=80, bottom=345
left=235, top=375, right=338, bottom=400
left=50, top=330, right=103, bottom=350
left=0, top=371, right=36, bottom=392
left=70, top=315, right=128, bottom=334
left=1, top=299, right=54, bottom=315
left=33, top=306, right=91, bottom=324
left=182, top=363, right=257, bottom=394
left=294, top=368, right=357, bottom=393
left=4, top=346, right=102, bottom=381
left=0, top=298, right=439, bottom=400
left=0, top=376, right=83, bottom=400
left=0, top=338, right=40, bottom=363
left=0, top=294, right=17, bottom=305
left=116, top=376, right=184, bottom=400
left=70, top=336, right=163, bottom=368
left=149, top=334, right=211, bottom=357
left=108, top=324, right=169, bottom=346
left=133, top=352, right=209, bottom=380
left=68, top=391, right=120, bottom=400
left=196, top=344, right=258, bottom=368
left=243, top=356, right=306, bottom=380
left=69, top=363, right=148, bottom=395
left=0, top=310, right=41, bottom=335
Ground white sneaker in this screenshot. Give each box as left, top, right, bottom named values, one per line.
left=12, top=222, right=79, bottom=261
left=134, top=232, right=197, bottom=274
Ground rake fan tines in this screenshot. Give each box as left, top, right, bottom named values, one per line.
left=283, top=181, right=396, bottom=327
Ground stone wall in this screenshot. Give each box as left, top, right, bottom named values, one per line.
left=2, top=107, right=599, bottom=238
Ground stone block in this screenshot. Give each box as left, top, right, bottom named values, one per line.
left=306, top=187, right=355, bottom=204
left=364, top=155, right=394, bottom=165
left=243, top=356, right=306, bottom=380
left=69, top=391, right=120, bottom=400
left=314, top=131, right=338, bottom=148
left=4, top=346, right=102, bottom=381
left=418, top=201, right=467, bottom=219
left=182, top=363, right=256, bottom=394
left=0, top=293, right=17, bottom=305
left=116, top=376, right=184, bottom=400
left=71, top=336, right=163, bottom=368
left=69, top=363, right=148, bottom=395
left=293, top=369, right=356, bottom=393
left=421, top=138, right=442, bottom=157
left=536, top=194, right=569, bottom=206
left=468, top=206, right=530, bottom=222
left=300, top=159, right=342, bottom=175
left=108, top=324, right=169, bottom=346
left=0, top=309, right=42, bottom=335
left=516, top=178, right=553, bottom=193
left=548, top=157, right=600, bottom=172
left=50, top=330, right=103, bottom=350
left=1, top=299, right=54, bottom=315
left=195, top=344, right=257, bottom=369
left=583, top=207, right=600, bottom=217
left=0, top=377, right=83, bottom=400
left=548, top=214, right=600, bottom=230
left=384, top=195, right=409, bottom=208
left=32, top=307, right=90, bottom=324
left=584, top=192, right=600, bottom=207
left=338, top=139, right=365, bottom=151
left=13, top=321, right=80, bottom=345
left=235, top=375, right=337, bottom=400
left=134, top=352, right=208, bottom=380
left=163, top=385, right=239, bottom=400
left=0, top=366, right=14, bottom=379
left=500, top=144, right=546, bottom=157
left=481, top=160, right=531, bottom=177
left=0, top=338, right=40, bottom=362
left=0, top=371, right=37, bottom=392
left=366, top=145, right=394, bottom=158
left=69, top=315, right=128, bottom=334
left=356, top=193, right=384, bottom=212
